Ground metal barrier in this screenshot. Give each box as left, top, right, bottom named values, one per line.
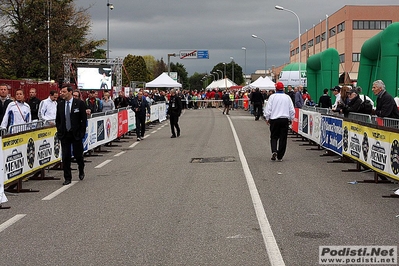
left=105, top=109, right=118, bottom=115
left=90, top=112, right=106, bottom=118
left=0, top=128, right=7, bottom=136
left=347, top=113, right=372, bottom=124
left=8, top=121, right=44, bottom=134
left=381, top=117, right=399, bottom=129
left=302, top=105, right=316, bottom=111
left=315, top=107, right=329, bottom=114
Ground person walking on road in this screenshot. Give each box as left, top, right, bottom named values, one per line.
left=56, top=85, right=87, bottom=185
left=167, top=89, right=182, bottom=138
left=222, top=90, right=231, bottom=115
left=264, top=82, right=295, bottom=162
left=131, top=91, right=151, bottom=141
left=250, top=87, right=264, bottom=120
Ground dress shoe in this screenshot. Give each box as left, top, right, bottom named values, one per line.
left=79, top=172, right=85, bottom=180
left=177, top=132, right=180, bottom=137
left=171, top=135, right=176, bottom=138
left=62, top=180, right=71, bottom=185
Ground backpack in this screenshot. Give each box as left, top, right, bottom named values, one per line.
left=359, top=95, right=372, bottom=114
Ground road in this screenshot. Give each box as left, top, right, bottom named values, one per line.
left=0, top=107, right=398, bottom=266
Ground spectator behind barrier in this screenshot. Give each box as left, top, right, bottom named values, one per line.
left=38, top=90, right=58, bottom=125
left=0, top=83, right=12, bottom=123
left=318, top=88, right=332, bottom=108
left=372, top=79, right=399, bottom=118
left=340, top=88, right=363, bottom=117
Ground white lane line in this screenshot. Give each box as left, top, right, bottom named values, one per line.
left=95, top=159, right=112, bottom=169
left=0, top=214, right=26, bottom=233
left=227, top=116, right=286, bottom=266
left=42, top=181, right=78, bottom=200
left=114, top=151, right=125, bottom=157
left=129, top=142, right=139, bottom=148
left=151, top=130, right=157, bottom=134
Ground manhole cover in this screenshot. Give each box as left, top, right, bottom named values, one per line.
left=190, top=157, right=236, bottom=163
left=294, top=231, right=331, bottom=239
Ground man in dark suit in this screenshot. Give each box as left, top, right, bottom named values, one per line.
left=167, top=89, right=182, bottom=138
left=131, top=91, right=150, bottom=141
left=56, top=85, right=87, bottom=185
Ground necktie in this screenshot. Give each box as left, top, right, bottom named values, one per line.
left=66, top=101, right=71, bottom=131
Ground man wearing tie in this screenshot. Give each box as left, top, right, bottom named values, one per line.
left=56, top=85, right=87, bottom=185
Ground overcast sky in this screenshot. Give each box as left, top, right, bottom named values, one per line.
left=74, top=0, right=398, bottom=76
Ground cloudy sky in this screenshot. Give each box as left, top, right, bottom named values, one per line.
left=75, top=0, right=398, bottom=76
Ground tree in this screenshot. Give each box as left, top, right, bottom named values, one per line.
left=142, top=55, right=157, bottom=81
left=0, top=0, right=105, bottom=80
left=211, top=62, right=244, bottom=85
left=122, top=54, right=149, bottom=87
left=153, top=58, right=166, bottom=79
left=188, top=72, right=207, bottom=91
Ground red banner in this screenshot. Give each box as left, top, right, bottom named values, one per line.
left=117, top=110, right=128, bottom=137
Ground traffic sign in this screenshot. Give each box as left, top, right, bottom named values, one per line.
left=179, top=50, right=209, bottom=59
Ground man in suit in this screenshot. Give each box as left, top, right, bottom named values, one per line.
left=167, top=89, right=182, bottom=138
left=131, top=91, right=150, bottom=141
left=56, top=85, right=87, bottom=185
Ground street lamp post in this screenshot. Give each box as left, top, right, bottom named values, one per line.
left=217, top=70, right=223, bottom=79
left=251, top=34, right=267, bottom=77
left=106, top=0, right=114, bottom=59
left=230, top=57, right=234, bottom=84
left=212, top=72, right=219, bottom=80
left=167, top=53, right=176, bottom=76
left=223, top=63, right=227, bottom=90
left=242, top=47, right=246, bottom=78
left=275, top=5, right=302, bottom=86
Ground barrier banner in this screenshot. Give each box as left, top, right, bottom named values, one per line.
left=158, top=103, right=166, bottom=122
left=291, top=108, right=300, bottom=133
left=299, top=109, right=322, bottom=145
left=128, top=109, right=136, bottom=132
left=2, top=127, right=61, bottom=184
left=320, top=116, right=343, bottom=155
left=342, top=121, right=399, bottom=181
left=117, top=109, right=128, bottom=137
left=0, top=136, right=6, bottom=204
left=150, top=104, right=159, bottom=122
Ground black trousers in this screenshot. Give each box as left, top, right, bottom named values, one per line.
left=253, top=102, right=263, bottom=119
left=136, top=115, right=146, bottom=138
left=61, top=132, right=84, bottom=182
left=170, top=114, right=180, bottom=136
left=269, top=118, right=289, bottom=159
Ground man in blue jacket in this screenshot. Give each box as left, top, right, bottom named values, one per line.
left=131, top=91, right=150, bottom=141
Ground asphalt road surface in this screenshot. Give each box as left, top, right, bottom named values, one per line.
left=0, top=107, right=398, bottom=266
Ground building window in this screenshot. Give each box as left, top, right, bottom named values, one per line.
left=321, top=32, right=326, bottom=41
left=353, top=20, right=392, bottom=30
left=296, top=47, right=299, bottom=54
left=339, top=53, right=345, bottom=63
left=329, top=27, right=336, bottom=37
left=337, top=22, right=345, bottom=33
left=352, top=53, right=361, bottom=62
left=291, top=50, right=295, bottom=56
left=315, top=35, right=320, bottom=44
left=308, top=39, right=313, bottom=47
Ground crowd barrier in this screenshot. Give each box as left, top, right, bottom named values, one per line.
left=0, top=103, right=167, bottom=205
left=292, top=107, right=399, bottom=183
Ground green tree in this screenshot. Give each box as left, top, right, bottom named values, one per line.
left=170, top=62, right=188, bottom=89
left=0, top=0, right=104, bottom=80
left=122, top=54, right=149, bottom=87
left=211, top=62, right=244, bottom=85
left=154, top=58, right=166, bottom=78
left=188, top=72, right=207, bottom=91
left=142, top=55, right=156, bottom=81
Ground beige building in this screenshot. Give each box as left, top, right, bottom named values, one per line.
left=280, top=5, right=399, bottom=82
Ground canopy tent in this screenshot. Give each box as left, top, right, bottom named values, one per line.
left=146, top=73, right=182, bottom=88
left=205, top=78, right=237, bottom=90
left=248, top=76, right=275, bottom=90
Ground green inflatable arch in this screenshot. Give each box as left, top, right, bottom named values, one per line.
left=306, top=48, right=339, bottom=101
left=357, top=22, right=399, bottom=98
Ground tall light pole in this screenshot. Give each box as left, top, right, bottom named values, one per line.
left=47, top=0, right=51, bottom=81
left=106, top=1, right=114, bottom=59
left=242, top=47, right=246, bottom=76
left=217, top=70, right=223, bottom=79
left=230, top=57, right=234, bottom=84
left=212, top=71, right=219, bottom=80
left=223, top=63, right=227, bottom=89
left=275, top=5, right=302, bottom=86
left=251, top=34, right=267, bottom=77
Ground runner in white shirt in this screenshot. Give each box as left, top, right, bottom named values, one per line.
left=1, top=88, right=31, bottom=132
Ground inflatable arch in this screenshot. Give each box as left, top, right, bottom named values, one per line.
left=306, top=48, right=340, bottom=101
left=357, top=22, right=399, bottom=98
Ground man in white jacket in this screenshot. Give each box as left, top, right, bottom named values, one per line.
left=1, top=88, right=31, bottom=133
left=38, top=90, right=58, bottom=125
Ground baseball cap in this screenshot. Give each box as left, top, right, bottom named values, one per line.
left=275, top=82, right=284, bottom=90
left=330, top=86, right=341, bottom=92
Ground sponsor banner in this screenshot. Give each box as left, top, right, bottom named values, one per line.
left=343, top=120, right=399, bottom=181
left=158, top=103, right=167, bottom=122
left=320, top=116, right=343, bottom=155
left=2, top=127, right=61, bottom=184
left=117, top=109, right=129, bottom=137
left=150, top=104, right=159, bottom=122
left=292, top=108, right=300, bottom=133
left=0, top=136, right=6, bottom=204
left=299, top=109, right=322, bottom=145
left=128, top=109, right=136, bottom=131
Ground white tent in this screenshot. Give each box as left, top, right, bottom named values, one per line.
left=248, top=76, right=275, bottom=90
left=206, top=78, right=237, bottom=89
left=146, top=73, right=182, bottom=88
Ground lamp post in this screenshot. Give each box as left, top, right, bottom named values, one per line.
left=167, top=53, right=176, bottom=76
left=230, top=57, right=234, bottom=84
left=212, top=72, right=219, bottom=80
left=217, top=70, right=223, bottom=79
left=275, top=5, right=302, bottom=86
left=209, top=73, right=215, bottom=81
left=251, top=34, right=267, bottom=77
left=242, top=47, right=246, bottom=77
left=106, top=0, right=114, bottom=59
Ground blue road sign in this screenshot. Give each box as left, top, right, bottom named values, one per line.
left=197, top=50, right=209, bottom=59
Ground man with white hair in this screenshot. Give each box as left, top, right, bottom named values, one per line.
left=372, top=79, right=399, bottom=118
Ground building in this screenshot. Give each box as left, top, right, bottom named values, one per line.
left=284, top=5, right=399, bottom=83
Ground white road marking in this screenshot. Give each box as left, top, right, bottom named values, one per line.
left=95, top=159, right=112, bottom=169
left=42, top=181, right=78, bottom=200
left=129, top=142, right=139, bottom=148
left=0, top=214, right=26, bottom=233
left=227, top=115, right=286, bottom=266
left=114, top=151, right=125, bottom=157
left=151, top=130, right=157, bottom=134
